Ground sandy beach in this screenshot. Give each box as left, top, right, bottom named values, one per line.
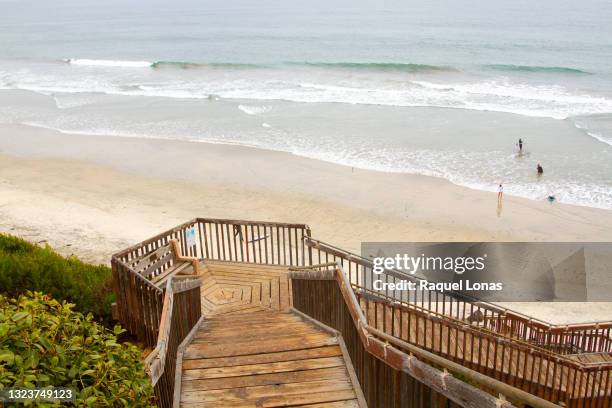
left=1, top=124, right=611, bottom=322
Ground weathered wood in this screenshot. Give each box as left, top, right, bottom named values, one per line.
left=114, top=219, right=611, bottom=408
left=179, top=379, right=354, bottom=403
left=197, top=261, right=292, bottom=316
left=178, top=310, right=364, bottom=407
left=182, top=346, right=342, bottom=369
left=140, top=275, right=202, bottom=408
left=173, top=315, right=205, bottom=408
left=182, top=356, right=346, bottom=380
left=291, top=268, right=518, bottom=408
left=185, top=335, right=338, bottom=359
left=290, top=307, right=369, bottom=408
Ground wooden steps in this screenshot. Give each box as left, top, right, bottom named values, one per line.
left=175, top=262, right=365, bottom=407
left=179, top=312, right=363, bottom=407
left=199, top=261, right=291, bottom=316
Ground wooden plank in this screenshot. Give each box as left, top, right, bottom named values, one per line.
left=181, top=389, right=357, bottom=407
left=204, top=311, right=298, bottom=322
left=220, top=305, right=271, bottom=315
left=182, top=346, right=342, bottom=369
left=193, top=321, right=319, bottom=339
left=182, top=356, right=346, bottom=380
left=208, top=268, right=287, bottom=278
left=200, top=315, right=302, bottom=327
left=181, top=366, right=350, bottom=391
left=184, top=334, right=337, bottom=359
left=180, top=379, right=353, bottom=403
left=194, top=317, right=310, bottom=332
left=205, top=260, right=290, bottom=271
left=192, top=327, right=324, bottom=343
left=152, top=262, right=191, bottom=286
left=298, top=401, right=359, bottom=408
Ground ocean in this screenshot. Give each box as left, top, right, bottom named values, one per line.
left=1, top=0, right=611, bottom=208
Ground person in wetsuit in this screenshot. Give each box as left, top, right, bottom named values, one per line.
left=518, top=138, right=523, bottom=152
left=537, top=163, right=544, bottom=175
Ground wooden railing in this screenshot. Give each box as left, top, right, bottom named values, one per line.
left=289, top=264, right=525, bottom=408
left=304, top=239, right=612, bottom=407
left=195, top=218, right=311, bottom=266
left=112, top=220, right=199, bottom=346
left=488, top=313, right=612, bottom=355
left=144, top=276, right=202, bottom=408
left=359, top=290, right=612, bottom=407
left=112, top=218, right=310, bottom=345
left=304, top=237, right=612, bottom=355
left=113, top=218, right=612, bottom=408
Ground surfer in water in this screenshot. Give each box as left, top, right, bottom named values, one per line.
left=518, top=138, right=523, bottom=153
left=537, top=163, right=544, bottom=176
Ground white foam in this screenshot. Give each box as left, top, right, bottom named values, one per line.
left=64, top=59, right=153, bottom=68
left=238, top=104, right=272, bottom=115
left=573, top=121, right=612, bottom=146
left=3, top=62, right=612, bottom=121
left=585, top=131, right=612, bottom=146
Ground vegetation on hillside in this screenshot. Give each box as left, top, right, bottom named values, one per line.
left=0, top=292, right=154, bottom=406
left=0, top=234, right=114, bottom=324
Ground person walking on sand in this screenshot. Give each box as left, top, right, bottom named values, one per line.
left=497, top=183, right=504, bottom=202
left=537, top=163, right=544, bottom=175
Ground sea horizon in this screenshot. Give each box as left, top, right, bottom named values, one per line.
left=1, top=0, right=611, bottom=209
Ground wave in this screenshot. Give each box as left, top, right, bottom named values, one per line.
left=290, top=62, right=455, bottom=73
left=573, top=121, right=612, bottom=146
left=4, top=60, right=612, bottom=120
left=151, top=61, right=262, bottom=70
left=484, top=64, right=591, bottom=75
left=60, top=60, right=593, bottom=76
left=64, top=59, right=153, bottom=68
left=66, top=59, right=454, bottom=73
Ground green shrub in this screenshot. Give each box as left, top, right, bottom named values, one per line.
left=0, top=234, right=114, bottom=324
left=0, top=292, right=154, bottom=407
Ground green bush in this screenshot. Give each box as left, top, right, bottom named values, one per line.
left=0, top=234, right=114, bottom=323
left=0, top=292, right=154, bottom=407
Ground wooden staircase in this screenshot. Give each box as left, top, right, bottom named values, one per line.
left=176, top=262, right=366, bottom=407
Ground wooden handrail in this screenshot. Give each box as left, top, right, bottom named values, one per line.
left=113, top=219, right=200, bottom=261
left=304, top=236, right=612, bottom=356
left=289, top=264, right=575, bottom=408
left=304, top=237, right=612, bottom=329
left=355, top=288, right=612, bottom=369
left=144, top=277, right=202, bottom=384
left=196, top=217, right=311, bottom=230
left=142, top=276, right=202, bottom=407
left=144, top=277, right=173, bottom=385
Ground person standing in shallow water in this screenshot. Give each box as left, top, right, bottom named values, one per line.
left=518, top=138, right=523, bottom=152
left=537, top=163, right=544, bottom=175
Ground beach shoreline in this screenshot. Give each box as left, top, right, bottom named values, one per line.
left=1, top=124, right=612, bottom=323
left=3, top=124, right=612, bottom=254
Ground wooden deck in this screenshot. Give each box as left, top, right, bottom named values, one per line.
left=199, top=261, right=291, bottom=316
left=176, top=261, right=365, bottom=407
left=115, top=219, right=612, bottom=408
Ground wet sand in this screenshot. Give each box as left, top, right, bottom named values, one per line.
left=1, top=124, right=610, bottom=323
